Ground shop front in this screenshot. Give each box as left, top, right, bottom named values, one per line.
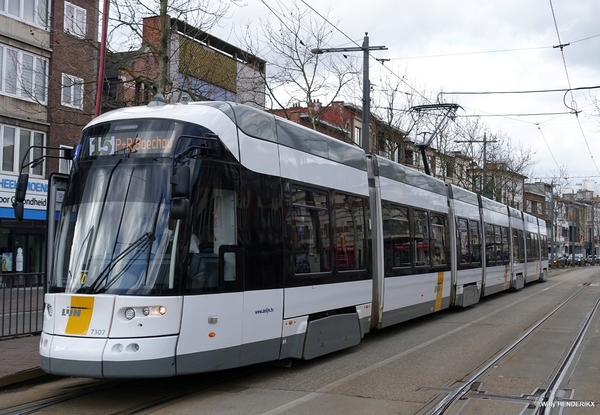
left=0, top=173, right=47, bottom=284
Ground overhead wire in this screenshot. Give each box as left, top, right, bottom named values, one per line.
left=299, top=0, right=432, bottom=103
left=386, top=32, right=600, bottom=61
left=536, top=125, right=562, bottom=171
left=548, top=0, right=600, bottom=176
left=299, top=0, right=557, bottom=179
left=269, top=0, right=598, bottom=182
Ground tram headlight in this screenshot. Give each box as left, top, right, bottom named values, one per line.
left=158, top=306, right=167, bottom=315
left=142, top=306, right=150, bottom=316
left=124, top=307, right=135, bottom=320
left=46, top=304, right=53, bottom=316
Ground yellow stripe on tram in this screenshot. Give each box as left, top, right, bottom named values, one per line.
left=434, top=272, right=444, bottom=312
left=65, top=296, right=95, bottom=335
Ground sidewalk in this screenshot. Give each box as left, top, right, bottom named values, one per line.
left=0, top=334, right=45, bottom=388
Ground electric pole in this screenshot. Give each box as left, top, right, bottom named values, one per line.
left=312, top=33, right=387, bottom=153
left=456, top=132, right=498, bottom=198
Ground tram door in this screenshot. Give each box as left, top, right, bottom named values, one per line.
left=178, top=162, right=246, bottom=372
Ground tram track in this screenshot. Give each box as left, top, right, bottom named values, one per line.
left=0, top=367, right=261, bottom=415
left=418, top=273, right=600, bottom=415
left=1, top=270, right=597, bottom=415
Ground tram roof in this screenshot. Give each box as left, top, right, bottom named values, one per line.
left=87, top=101, right=368, bottom=171
left=373, top=155, right=448, bottom=197
left=447, top=184, right=479, bottom=206
left=480, top=195, right=510, bottom=215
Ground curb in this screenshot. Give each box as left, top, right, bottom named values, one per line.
left=0, top=368, right=46, bottom=389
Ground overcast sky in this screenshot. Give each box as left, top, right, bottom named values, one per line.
left=211, top=0, right=600, bottom=187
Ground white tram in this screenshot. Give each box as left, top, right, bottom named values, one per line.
left=13, top=100, right=548, bottom=378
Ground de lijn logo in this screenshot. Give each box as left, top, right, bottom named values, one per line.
left=62, top=306, right=89, bottom=317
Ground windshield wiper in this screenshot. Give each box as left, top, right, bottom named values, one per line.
left=79, top=232, right=154, bottom=294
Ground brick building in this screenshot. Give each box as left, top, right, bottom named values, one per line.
left=272, top=101, right=408, bottom=162
left=0, top=0, right=98, bottom=274
left=104, top=16, right=266, bottom=110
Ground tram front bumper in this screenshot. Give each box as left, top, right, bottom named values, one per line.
left=40, top=332, right=178, bottom=378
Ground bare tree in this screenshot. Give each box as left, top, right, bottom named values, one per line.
left=370, top=66, right=429, bottom=163
left=236, top=0, right=360, bottom=128
left=106, top=0, right=236, bottom=102
left=546, top=166, right=571, bottom=256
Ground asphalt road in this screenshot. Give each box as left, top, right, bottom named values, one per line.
left=0, top=267, right=597, bottom=415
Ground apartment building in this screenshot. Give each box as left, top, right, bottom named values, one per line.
left=104, top=16, right=266, bottom=110
left=0, top=0, right=98, bottom=274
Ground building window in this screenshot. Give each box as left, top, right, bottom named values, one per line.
left=0, top=44, right=48, bottom=104
left=1, top=124, right=45, bottom=176
left=353, top=126, right=361, bottom=147
left=447, top=162, right=454, bottom=178
left=0, top=0, right=48, bottom=28
left=135, top=81, right=152, bottom=105
left=61, top=73, right=83, bottom=109
left=404, top=149, right=413, bottom=166
left=64, top=1, right=86, bottom=38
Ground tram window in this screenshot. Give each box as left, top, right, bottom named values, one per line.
left=333, top=193, right=365, bottom=271
left=457, top=218, right=469, bottom=264
left=290, top=187, right=331, bottom=274
left=518, top=230, right=525, bottom=261
left=541, top=235, right=547, bottom=258
left=533, top=233, right=540, bottom=260
left=469, top=220, right=481, bottom=264
left=494, top=226, right=502, bottom=263
left=485, top=224, right=495, bottom=266
left=512, top=229, right=519, bottom=261
left=430, top=213, right=447, bottom=266
left=526, top=232, right=533, bottom=260
left=501, top=227, right=509, bottom=263
left=187, top=162, right=240, bottom=293
left=413, top=210, right=430, bottom=266
left=383, top=204, right=411, bottom=269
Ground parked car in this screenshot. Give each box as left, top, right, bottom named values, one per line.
left=567, top=253, right=585, bottom=266
left=586, top=255, right=599, bottom=265
left=549, top=253, right=566, bottom=267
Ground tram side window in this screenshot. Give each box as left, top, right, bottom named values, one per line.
left=518, top=230, right=525, bottom=262
left=485, top=224, right=495, bottom=266
left=383, top=204, right=411, bottom=270
left=187, top=162, right=240, bottom=294
left=495, top=226, right=503, bottom=264
left=430, top=213, right=447, bottom=266
left=457, top=218, right=469, bottom=264
left=469, top=220, right=481, bottom=264
left=413, top=209, right=430, bottom=266
left=290, top=187, right=331, bottom=274
left=500, top=227, right=509, bottom=263
left=533, top=233, right=540, bottom=260
left=333, top=193, right=365, bottom=271
left=526, top=232, right=533, bottom=261
left=512, top=229, right=519, bottom=261
left=541, top=235, right=547, bottom=259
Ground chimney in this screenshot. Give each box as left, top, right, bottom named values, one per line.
left=312, top=99, right=321, bottom=112
left=142, top=16, right=165, bottom=51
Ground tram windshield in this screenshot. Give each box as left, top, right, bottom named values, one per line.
left=51, top=119, right=212, bottom=295
left=52, top=157, right=174, bottom=295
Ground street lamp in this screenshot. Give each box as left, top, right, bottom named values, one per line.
left=311, top=33, right=387, bottom=154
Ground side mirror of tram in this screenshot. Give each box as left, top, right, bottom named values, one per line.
left=171, top=165, right=190, bottom=197
left=170, top=165, right=191, bottom=220
left=15, top=173, right=29, bottom=202
left=12, top=173, right=29, bottom=221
